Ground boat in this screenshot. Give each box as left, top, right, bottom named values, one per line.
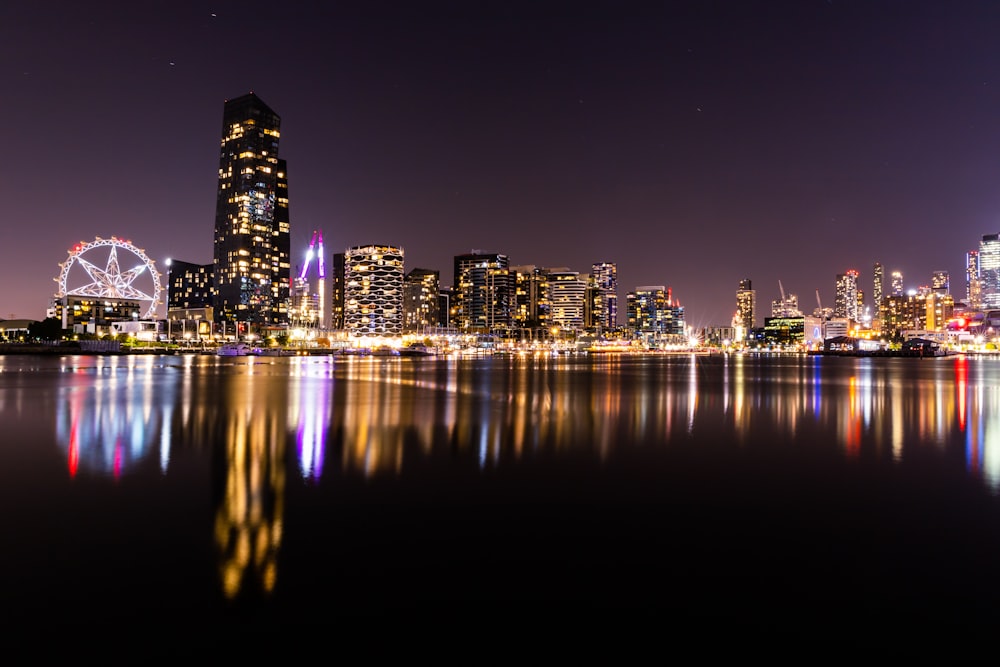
left=371, top=346, right=401, bottom=357
left=257, top=347, right=297, bottom=356
left=216, top=342, right=260, bottom=356
left=399, top=343, right=435, bottom=357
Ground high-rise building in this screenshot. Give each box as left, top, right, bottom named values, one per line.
left=511, top=265, right=548, bottom=330
left=331, top=252, right=345, bottom=329
left=590, top=262, right=618, bottom=334
left=834, top=270, right=860, bottom=322
left=979, top=234, right=1000, bottom=309
left=546, top=269, right=586, bottom=331
left=736, top=279, right=755, bottom=337
left=212, top=92, right=290, bottom=328
left=891, top=270, right=903, bottom=296
left=343, top=244, right=404, bottom=336
left=453, top=252, right=511, bottom=332
left=966, top=249, right=981, bottom=308
left=931, top=270, right=950, bottom=295
left=872, top=262, right=884, bottom=310
left=627, top=286, right=683, bottom=343
left=402, top=268, right=440, bottom=332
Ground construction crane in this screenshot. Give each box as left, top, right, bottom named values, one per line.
left=295, top=230, right=326, bottom=329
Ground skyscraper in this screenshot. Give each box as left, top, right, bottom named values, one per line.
left=834, top=270, right=859, bottom=321
left=891, top=270, right=904, bottom=297
left=931, top=270, right=950, bottom=295
left=736, top=279, right=755, bottom=337
left=980, top=234, right=1000, bottom=309
left=212, top=92, right=290, bottom=328
left=872, top=262, right=883, bottom=310
left=590, top=262, right=618, bottom=333
left=966, top=249, right=981, bottom=308
left=453, top=252, right=511, bottom=332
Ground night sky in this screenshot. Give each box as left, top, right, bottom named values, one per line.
left=4, top=0, right=1000, bottom=327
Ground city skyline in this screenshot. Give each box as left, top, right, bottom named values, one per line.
left=4, top=1, right=1000, bottom=327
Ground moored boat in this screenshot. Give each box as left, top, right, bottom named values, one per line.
left=216, top=342, right=259, bottom=356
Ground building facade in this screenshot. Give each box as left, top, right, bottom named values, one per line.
left=872, top=262, right=884, bottom=312
left=891, top=270, right=904, bottom=297
left=511, top=265, right=549, bottom=331
left=212, top=92, right=290, bottom=328
left=835, top=270, right=860, bottom=322
left=736, top=279, right=755, bottom=338
left=546, top=269, right=586, bottom=331
left=343, top=244, right=404, bottom=336
left=166, top=260, right=214, bottom=339
left=966, top=249, right=981, bottom=309
left=590, top=262, right=618, bottom=334
left=402, top=268, right=440, bottom=332
left=931, top=270, right=950, bottom=295
left=980, top=234, right=1000, bottom=309
left=453, top=253, right=511, bottom=332
left=627, top=286, right=684, bottom=344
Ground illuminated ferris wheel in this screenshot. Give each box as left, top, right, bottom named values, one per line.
left=56, top=236, right=162, bottom=319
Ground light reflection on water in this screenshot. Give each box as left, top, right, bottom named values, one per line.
left=6, top=352, right=1000, bottom=612
left=19, top=353, right=1000, bottom=495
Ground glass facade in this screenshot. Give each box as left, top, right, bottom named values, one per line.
left=453, top=253, right=511, bottom=332
left=590, top=262, right=618, bottom=333
left=212, top=93, right=289, bottom=327
left=979, top=234, right=1000, bottom=309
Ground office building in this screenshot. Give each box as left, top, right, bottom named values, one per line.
left=343, top=244, right=404, bottom=336
left=980, top=234, right=1000, bottom=309
left=212, top=92, right=290, bottom=328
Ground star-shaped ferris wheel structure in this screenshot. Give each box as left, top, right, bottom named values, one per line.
left=73, top=244, right=153, bottom=301
left=56, top=236, right=162, bottom=319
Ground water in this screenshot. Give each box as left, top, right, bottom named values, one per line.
left=2, top=351, right=1000, bottom=625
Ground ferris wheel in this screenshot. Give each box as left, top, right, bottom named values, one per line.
left=56, top=236, right=163, bottom=319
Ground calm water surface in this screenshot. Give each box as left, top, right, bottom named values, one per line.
left=2, top=352, right=1000, bottom=624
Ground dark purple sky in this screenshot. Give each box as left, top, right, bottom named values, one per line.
left=4, top=0, right=1000, bottom=327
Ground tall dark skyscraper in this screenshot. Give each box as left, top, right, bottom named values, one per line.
left=213, top=92, right=290, bottom=327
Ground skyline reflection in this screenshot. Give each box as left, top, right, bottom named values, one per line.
left=32, top=353, right=1000, bottom=493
